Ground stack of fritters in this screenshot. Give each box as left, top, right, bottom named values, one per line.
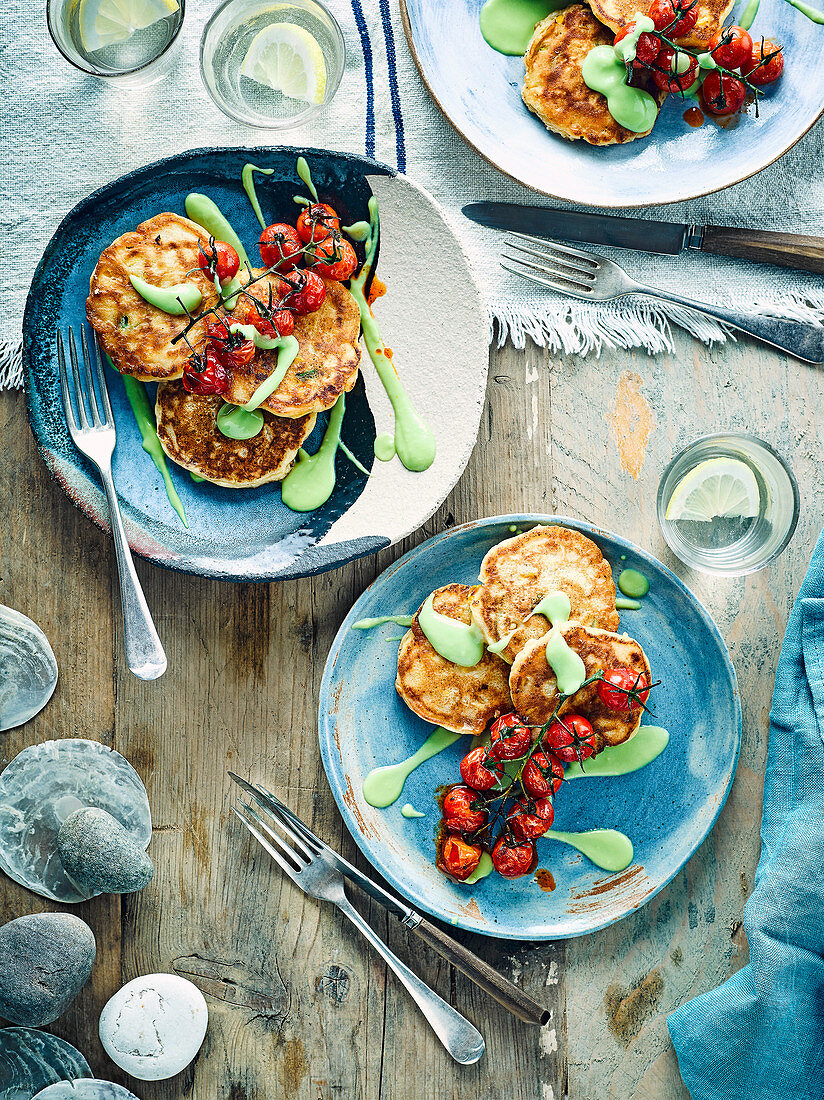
left=396, top=525, right=650, bottom=752
left=86, top=214, right=362, bottom=488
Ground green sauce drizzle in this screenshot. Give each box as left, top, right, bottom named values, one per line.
left=530, top=590, right=571, bottom=626
left=617, top=568, right=650, bottom=599
left=245, top=335, right=300, bottom=411
left=786, top=0, right=824, bottom=20
left=487, top=625, right=519, bottom=656
left=352, top=615, right=414, bottom=629
left=418, top=592, right=485, bottom=666
left=128, top=274, right=201, bottom=316
left=281, top=393, right=345, bottom=512
left=545, top=628, right=587, bottom=695
left=338, top=440, right=372, bottom=476
left=581, top=15, right=660, bottom=133
left=362, top=727, right=462, bottom=807
left=216, top=403, right=264, bottom=440
left=696, top=51, right=718, bottom=69
left=296, top=156, right=319, bottom=202
left=242, top=163, right=275, bottom=230
left=342, top=220, right=372, bottom=242
left=185, top=193, right=252, bottom=274
left=479, top=0, right=565, bottom=55
left=739, top=0, right=760, bottom=26
left=565, top=726, right=669, bottom=779
left=374, top=433, right=396, bottom=461
left=616, top=597, right=642, bottom=611
left=401, top=803, right=426, bottom=818
left=190, top=472, right=205, bottom=483
left=119, top=373, right=188, bottom=527
left=464, top=852, right=494, bottom=884
left=349, top=198, right=436, bottom=473
left=544, top=828, right=634, bottom=872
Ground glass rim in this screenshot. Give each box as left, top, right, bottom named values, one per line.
left=656, top=431, right=801, bottom=576
left=199, top=0, right=346, bottom=130
left=46, top=0, right=186, bottom=78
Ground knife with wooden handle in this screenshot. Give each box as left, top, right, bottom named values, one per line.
left=463, top=202, right=824, bottom=276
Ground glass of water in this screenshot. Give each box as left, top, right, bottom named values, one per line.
left=47, top=0, right=185, bottom=85
left=201, top=0, right=345, bottom=128
left=657, top=433, right=800, bottom=576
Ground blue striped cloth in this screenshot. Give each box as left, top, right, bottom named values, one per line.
left=668, top=527, right=824, bottom=1100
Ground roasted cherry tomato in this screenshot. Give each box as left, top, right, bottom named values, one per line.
left=544, top=714, right=597, bottom=764
left=241, top=305, right=295, bottom=340
left=491, top=836, right=536, bottom=879
left=707, top=24, right=753, bottom=69
left=701, top=70, right=747, bottom=115
left=489, top=713, right=533, bottom=761
left=443, top=785, right=488, bottom=835
left=259, top=223, right=303, bottom=271
left=279, top=269, right=327, bottom=315
left=740, top=38, right=784, bottom=85
left=647, top=0, right=697, bottom=37
left=439, top=836, right=482, bottom=881
left=197, top=238, right=240, bottom=283
left=508, top=796, right=555, bottom=841
left=459, top=746, right=504, bottom=792
left=614, top=23, right=660, bottom=68
left=597, top=668, right=651, bottom=712
left=182, top=346, right=228, bottom=396
left=307, top=236, right=358, bottom=281
left=521, top=748, right=564, bottom=800
left=205, top=319, right=256, bottom=369
left=297, top=202, right=341, bottom=244
left=652, top=47, right=700, bottom=94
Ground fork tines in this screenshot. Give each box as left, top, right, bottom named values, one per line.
left=57, top=326, right=114, bottom=432
left=231, top=775, right=321, bottom=882
left=501, top=233, right=599, bottom=296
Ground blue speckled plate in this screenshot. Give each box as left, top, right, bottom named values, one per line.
left=400, top=0, right=824, bottom=206
left=23, top=147, right=488, bottom=581
left=319, top=515, right=741, bottom=939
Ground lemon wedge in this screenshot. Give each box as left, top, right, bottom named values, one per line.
left=78, top=0, right=179, bottom=51
left=665, top=457, right=760, bottom=523
left=239, top=23, right=327, bottom=105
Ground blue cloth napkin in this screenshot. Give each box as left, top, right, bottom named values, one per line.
left=668, top=529, right=824, bottom=1100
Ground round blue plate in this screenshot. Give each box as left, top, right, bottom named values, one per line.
left=319, top=515, right=741, bottom=939
left=23, top=147, right=488, bottom=581
left=401, top=0, right=824, bottom=206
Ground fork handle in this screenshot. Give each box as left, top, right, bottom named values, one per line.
left=99, top=468, right=167, bottom=681
left=634, top=283, right=824, bottom=364
left=411, top=916, right=549, bottom=1026
left=335, top=894, right=485, bottom=1064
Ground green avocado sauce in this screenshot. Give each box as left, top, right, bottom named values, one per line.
left=362, top=726, right=462, bottom=808
left=544, top=828, right=634, bottom=872
left=418, top=592, right=486, bottom=666
left=565, top=726, right=669, bottom=779
left=479, top=0, right=566, bottom=55
left=185, top=193, right=252, bottom=275
left=617, top=568, right=650, bottom=599
left=280, top=393, right=346, bottom=512
left=787, top=0, right=824, bottom=21
left=118, top=371, right=188, bottom=527
left=581, top=14, right=659, bottom=133
left=128, top=274, right=202, bottom=316
left=352, top=615, right=415, bottom=629
left=242, top=163, right=275, bottom=230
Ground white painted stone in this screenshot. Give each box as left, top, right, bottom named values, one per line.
left=98, top=974, right=208, bottom=1081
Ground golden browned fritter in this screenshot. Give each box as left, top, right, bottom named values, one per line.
left=396, top=584, right=513, bottom=736
left=86, top=213, right=219, bottom=382
left=470, top=525, right=619, bottom=665
left=223, top=271, right=362, bottom=419
left=588, top=0, right=733, bottom=49
left=155, top=380, right=316, bottom=488
left=522, top=5, right=663, bottom=146
left=509, top=624, right=651, bottom=750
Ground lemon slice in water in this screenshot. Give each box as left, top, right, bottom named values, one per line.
left=239, top=23, right=327, bottom=105
left=78, top=0, right=179, bottom=51
left=665, top=458, right=760, bottom=523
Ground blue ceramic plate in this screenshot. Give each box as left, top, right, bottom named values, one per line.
left=319, top=515, right=741, bottom=939
left=401, top=0, right=824, bottom=206
left=23, top=147, right=488, bottom=580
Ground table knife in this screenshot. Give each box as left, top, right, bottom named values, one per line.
left=463, top=202, right=824, bottom=276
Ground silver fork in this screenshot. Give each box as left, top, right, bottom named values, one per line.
left=232, top=796, right=486, bottom=1065
left=502, top=234, right=824, bottom=364
left=57, top=328, right=166, bottom=680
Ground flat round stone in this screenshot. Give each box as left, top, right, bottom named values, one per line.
left=34, top=1080, right=140, bottom=1099
left=99, top=975, right=208, bottom=1081
left=58, top=808, right=154, bottom=895
left=0, top=913, right=96, bottom=1026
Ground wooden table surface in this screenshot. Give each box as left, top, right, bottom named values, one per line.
left=2, top=328, right=822, bottom=1100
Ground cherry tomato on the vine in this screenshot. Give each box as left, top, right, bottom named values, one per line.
left=439, top=836, right=482, bottom=881
left=491, top=836, right=536, bottom=878
left=489, top=713, right=533, bottom=761
left=205, top=319, right=255, bottom=369
left=740, top=38, right=784, bottom=85
left=508, top=796, right=555, bottom=841
left=707, top=24, right=753, bottom=69
left=651, top=47, right=700, bottom=94
left=443, top=785, right=488, bottom=835
left=614, top=23, right=661, bottom=68
left=296, top=202, right=341, bottom=244
left=647, top=0, right=697, bottom=37
left=522, top=748, right=564, bottom=800
left=597, top=668, right=651, bottom=712
left=182, top=346, right=228, bottom=396
left=279, top=269, right=327, bottom=315
left=307, top=236, right=358, bottom=281
left=259, top=223, right=303, bottom=271
left=197, top=238, right=240, bottom=283
left=459, top=746, right=504, bottom=792
left=544, top=714, right=597, bottom=764
left=701, top=70, right=747, bottom=114
left=242, top=305, right=295, bottom=340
